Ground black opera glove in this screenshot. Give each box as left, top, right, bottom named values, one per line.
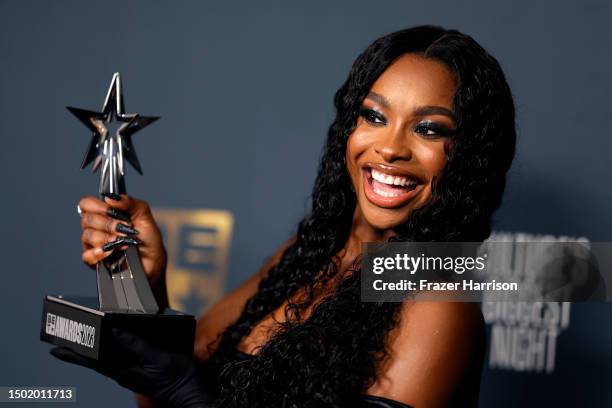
left=50, top=328, right=210, bottom=408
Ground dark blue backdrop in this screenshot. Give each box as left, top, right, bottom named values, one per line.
left=1, top=0, right=611, bottom=406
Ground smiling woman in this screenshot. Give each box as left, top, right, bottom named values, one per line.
left=67, top=25, right=516, bottom=408
left=347, top=54, right=456, bottom=228
left=197, top=25, right=515, bottom=408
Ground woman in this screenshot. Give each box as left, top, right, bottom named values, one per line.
left=65, top=25, right=516, bottom=407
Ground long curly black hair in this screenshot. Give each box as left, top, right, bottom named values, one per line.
left=205, top=25, right=516, bottom=407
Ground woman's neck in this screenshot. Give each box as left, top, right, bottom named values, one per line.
left=343, top=205, right=396, bottom=258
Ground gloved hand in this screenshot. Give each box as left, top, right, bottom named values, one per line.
left=50, top=328, right=211, bottom=408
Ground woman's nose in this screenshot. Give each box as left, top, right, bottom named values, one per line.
left=374, top=128, right=413, bottom=163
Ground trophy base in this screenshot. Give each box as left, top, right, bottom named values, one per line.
left=40, top=296, right=195, bottom=361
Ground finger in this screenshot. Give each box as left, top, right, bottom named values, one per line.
left=80, top=212, right=118, bottom=235
left=106, top=207, right=131, bottom=223
left=111, top=328, right=158, bottom=365
left=81, top=213, right=139, bottom=236
left=116, top=223, right=139, bottom=235
left=102, top=237, right=141, bottom=252
left=81, top=228, right=116, bottom=249
left=82, top=247, right=111, bottom=265
left=78, top=196, right=110, bottom=216
left=103, top=194, right=136, bottom=213
left=51, top=347, right=118, bottom=378
left=50, top=347, right=100, bottom=371
left=79, top=196, right=132, bottom=224
left=103, top=196, right=154, bottom=226
left=109, top=195, right=153, bottom=220
left=101, top=191, right=122, bottom=201
left=114, top=365, right=150, bottom=394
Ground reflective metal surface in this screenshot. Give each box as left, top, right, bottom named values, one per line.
left=67, top=73, right=160, bottom=313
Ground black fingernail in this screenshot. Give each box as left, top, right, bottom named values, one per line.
left=102, top=192, right=122, bottom=201
left=102, top=237, right=140, bottom=252
left=116, top=223, right=139, bottom=235
left=102, top=239, right=122, bottom=252
left=121, top=237, right=141, bottom=246
left=106, top=208, right=130, bottom=222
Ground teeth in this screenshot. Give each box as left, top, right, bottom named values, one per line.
left=371, top=168, right=417, bottom=187
left=373, top=187, right=402, bottom=197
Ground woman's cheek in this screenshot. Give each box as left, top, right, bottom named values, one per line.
left=427, top=141, right=449, bottom=171
left=345, top=133, right=362, bottom=175
left=347, top=127, right=371, bottom=162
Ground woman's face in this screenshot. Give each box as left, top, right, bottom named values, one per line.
left=346, top=53, right=457, bottom=231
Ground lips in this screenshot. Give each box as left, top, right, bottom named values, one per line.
left=362, top=164, right=424, bottom=208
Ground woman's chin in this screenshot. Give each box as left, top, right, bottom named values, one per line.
left=361, top=207, right=412, bottom=234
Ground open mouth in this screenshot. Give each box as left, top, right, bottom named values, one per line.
left=362, top=166, right=424, bottom=209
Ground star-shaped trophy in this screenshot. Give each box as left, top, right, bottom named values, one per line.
left=40, top=73, right=195, bottom=362
left=67, top=72, right=157, bottom=197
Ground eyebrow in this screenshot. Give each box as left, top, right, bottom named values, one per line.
left=413, top=106, right=456, bottom=121
left=365, top=91, right=456, bottom=121
left=366, top=91, right=392, bottom=108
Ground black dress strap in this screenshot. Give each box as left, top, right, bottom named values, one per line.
left=360, top=395, right=413, bottom=408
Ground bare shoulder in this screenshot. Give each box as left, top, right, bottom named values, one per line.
left=398, top=301, right=484, bottom=346
left=193, top=236, right=296, bottom=362
left=367, top=301, right=485, bottom=408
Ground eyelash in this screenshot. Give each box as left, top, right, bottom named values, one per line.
left=359, top=108, right=454, bottom=138
left=414, top=122, right=455, bottom=138
left=359, top=108, right=387, bottom=125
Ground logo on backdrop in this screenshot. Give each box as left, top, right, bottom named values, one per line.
left=482, top=232, right=582, bottom=373
left=153, top=208, right=233, bottom=316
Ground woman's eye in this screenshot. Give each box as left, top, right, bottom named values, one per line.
left=359, top=108, right=387, bottom=125
left=414, top=121, right=455, bottom=138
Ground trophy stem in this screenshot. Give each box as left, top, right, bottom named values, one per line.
left=97, top=246, right=159, bottom=313
left=96, top=262, right=123, bottom=310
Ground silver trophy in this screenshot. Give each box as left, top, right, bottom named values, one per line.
left=41, top=73, right=194, bottom=361
left=66, top=72, right=159, bottom=313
